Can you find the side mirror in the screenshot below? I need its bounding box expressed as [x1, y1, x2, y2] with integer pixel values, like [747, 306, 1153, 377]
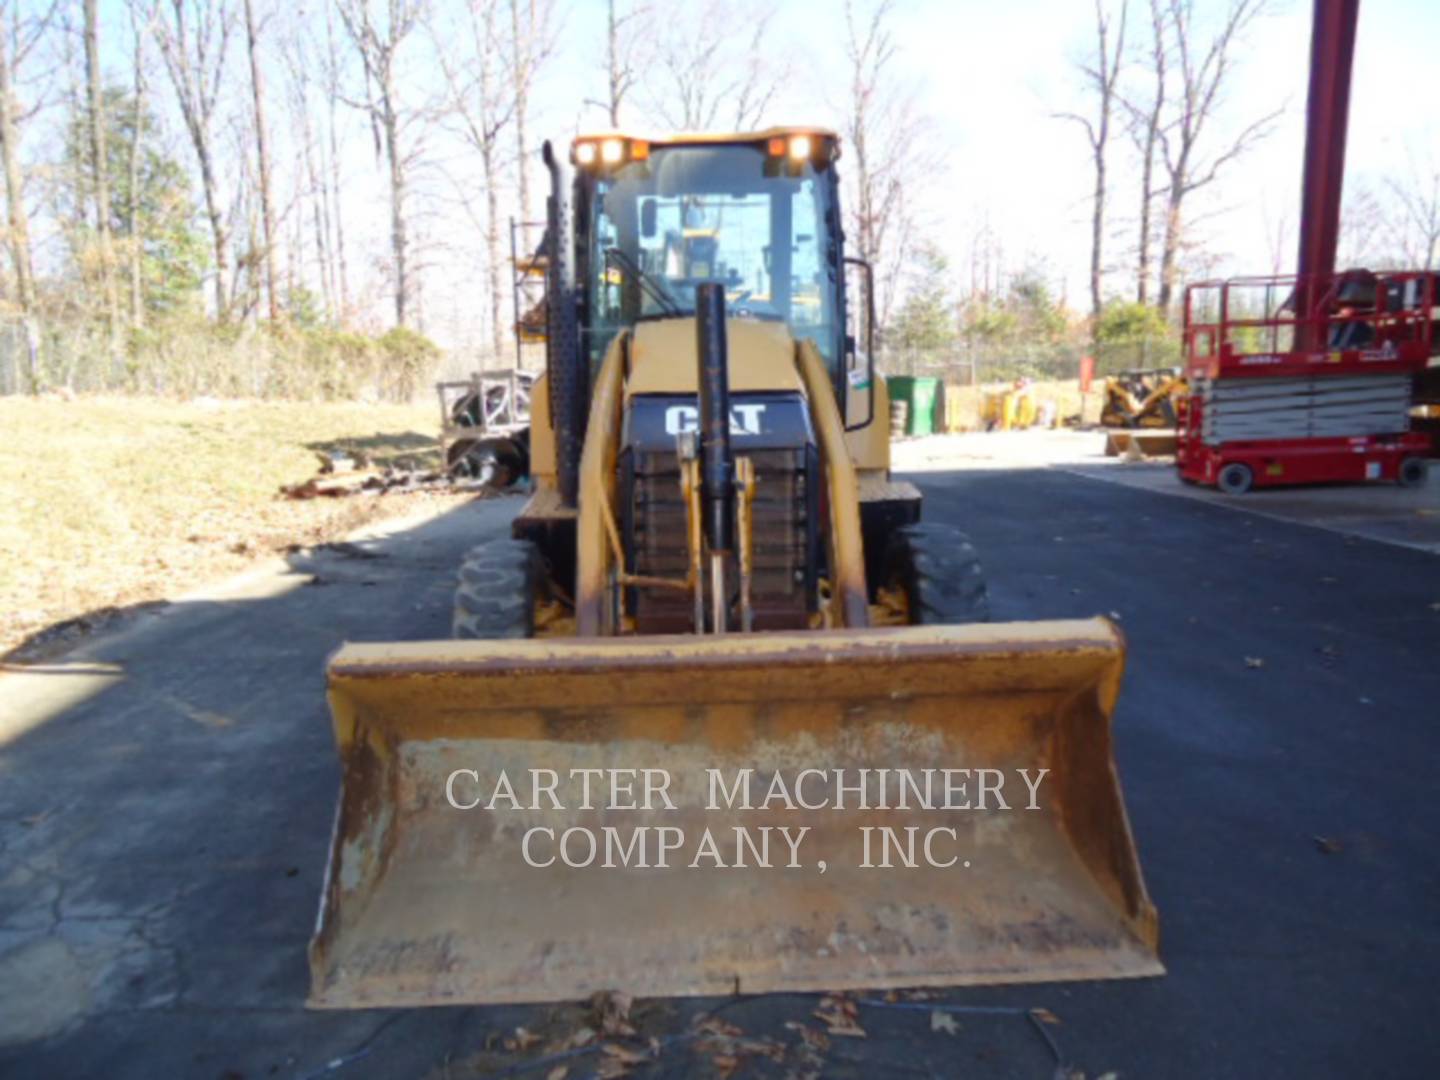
[641, 198, 657, 239]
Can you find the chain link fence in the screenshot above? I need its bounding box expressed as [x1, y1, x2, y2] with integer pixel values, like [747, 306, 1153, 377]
[878, 336, 1183, 432]
[880, 336, 1182, 385]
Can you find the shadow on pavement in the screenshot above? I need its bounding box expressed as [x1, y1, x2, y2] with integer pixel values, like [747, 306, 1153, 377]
[1, 468, 1437, 1078]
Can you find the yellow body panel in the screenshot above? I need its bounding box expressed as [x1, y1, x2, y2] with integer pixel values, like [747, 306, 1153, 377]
[527, 372, 556, 488]
[309, 620, 1160, 1008]
[796, 339, 869, 627]
[575, 332, 630, 635]
[846, 371, 891, 472]
[627, 318, 804, 395]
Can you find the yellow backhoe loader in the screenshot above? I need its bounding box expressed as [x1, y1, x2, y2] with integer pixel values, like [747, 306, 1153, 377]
[309, 129, 1162, 1008]
[1100, 368, 1187, 429]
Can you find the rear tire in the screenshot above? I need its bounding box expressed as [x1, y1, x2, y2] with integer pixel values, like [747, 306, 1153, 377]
[1398, 456, 1427, 488]
[882, 522, 990, 624]
[1217, 462, 1253, 495]
[453, 538, 539, 639]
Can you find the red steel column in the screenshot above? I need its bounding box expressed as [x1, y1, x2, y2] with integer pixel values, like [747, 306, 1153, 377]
[1295, 0, 1360, 346]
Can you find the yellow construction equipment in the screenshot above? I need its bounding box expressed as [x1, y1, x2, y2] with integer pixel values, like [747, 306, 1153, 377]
[1100, 368, 1187, 429]
[309, 128, 1162, 1008]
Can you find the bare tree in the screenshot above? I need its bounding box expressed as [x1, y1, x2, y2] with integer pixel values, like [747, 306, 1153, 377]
[220, 105, 261, 321]
[1336, 182, 1387, 269]
[0, 0, 55, 324]
[279, 16, 334, 322]
[241, 0, 277, 320]
[124, 1, 153, 328]
[84, 0, 120, 332]
[153, 0, 236, 321]
[1260, 194, 1292, 278]
[1385, 150, 1440, 271]
[432, 0, 514, 358]
[507, 0, 557, 228]
[1057, 0, 1127, 329]
[0, 0, 55, 390]
[1153, 0, 1278, 313]
[1124, 0, 1167, 304]
[588, 0, 642, 126]
[642, 1, 786, 131]
[321, 0, 349, 320]
[335, 0, 424, 328]
[843, 0, 928, 336]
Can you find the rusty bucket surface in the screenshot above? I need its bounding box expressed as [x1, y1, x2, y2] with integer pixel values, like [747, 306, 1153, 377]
[309, 619, 1161, 1008]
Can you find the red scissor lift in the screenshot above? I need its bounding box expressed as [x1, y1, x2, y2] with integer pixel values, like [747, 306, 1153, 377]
[1177, 270, 1437, 492]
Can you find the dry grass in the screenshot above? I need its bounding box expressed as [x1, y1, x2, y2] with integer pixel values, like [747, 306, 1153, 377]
[0, 396, 469, 659]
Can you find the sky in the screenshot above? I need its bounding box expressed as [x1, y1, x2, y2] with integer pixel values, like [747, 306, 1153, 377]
[79, 0, 1440, 350]
[532, 0, 1439, 310]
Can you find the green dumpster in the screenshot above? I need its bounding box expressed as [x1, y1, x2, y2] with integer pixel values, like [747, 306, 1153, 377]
[886, 375, 942, 436]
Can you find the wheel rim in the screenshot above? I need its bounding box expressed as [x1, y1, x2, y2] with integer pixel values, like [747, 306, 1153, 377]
[1219, 464, 1251, 493]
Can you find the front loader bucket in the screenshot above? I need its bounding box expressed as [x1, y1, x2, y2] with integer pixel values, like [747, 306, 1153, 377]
[309, 619, 1161, 1008]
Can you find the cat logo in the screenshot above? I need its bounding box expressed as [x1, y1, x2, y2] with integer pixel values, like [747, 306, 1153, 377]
[664, 403, 766, 436]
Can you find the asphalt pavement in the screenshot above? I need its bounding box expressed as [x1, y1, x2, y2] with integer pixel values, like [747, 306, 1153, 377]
[2, 467, 1438, 1079]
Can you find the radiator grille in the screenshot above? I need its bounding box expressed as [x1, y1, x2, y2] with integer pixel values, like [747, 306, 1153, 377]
[625, 447, 813, 632]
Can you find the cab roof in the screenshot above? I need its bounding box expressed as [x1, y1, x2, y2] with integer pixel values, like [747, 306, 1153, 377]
[572, 126, 841, 148]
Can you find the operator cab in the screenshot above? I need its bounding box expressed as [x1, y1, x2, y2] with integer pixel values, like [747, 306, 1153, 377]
[571, 130, 854, 385]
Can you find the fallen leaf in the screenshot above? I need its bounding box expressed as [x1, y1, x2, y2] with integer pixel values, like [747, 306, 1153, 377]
[564, 1025, 593, 1054]
[557, 1027, 597, 1051]
[784, 1022, 830, 1053]
[1031, 1007, 1063, 1026]
[601, 1043, 650, 1066]
[695, 1016, 743, 1038]
[1244, 656, 1265, 669]
[590, 990, 637, 1037]
[736, 1037, 785, 1062]
[1314, 835, 1342, 854]
[813, 997, 866, 1038]
[930, 1010, 960, 1035]
[711, 1053, 739, 1078]
[503, 1027, 542, 1052]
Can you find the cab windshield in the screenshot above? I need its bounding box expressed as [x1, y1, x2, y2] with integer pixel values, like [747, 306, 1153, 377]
[586, 143, 840, 368]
